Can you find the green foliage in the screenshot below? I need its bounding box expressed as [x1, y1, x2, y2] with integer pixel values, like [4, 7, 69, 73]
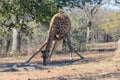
[100, 11, 120, 41]
[32, 0, 58, 24]
[0, 0, 59, 26]
[0, 0, 59, 38]
[55, 0, 103, 9]
[100, 11, 120, 32]
[0, 0, 103, 29]
[0, 0, 60, 54]
[0, 28, 3, 37]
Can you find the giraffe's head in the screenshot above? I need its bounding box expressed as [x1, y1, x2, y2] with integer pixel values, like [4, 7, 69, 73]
[41, 50, 50, 66]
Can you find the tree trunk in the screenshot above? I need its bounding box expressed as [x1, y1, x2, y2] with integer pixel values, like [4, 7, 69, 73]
[5, 39, 11, 53]
[5, 34, 11, 53]
[11, 28, 21, 54]
[86, 26, 90, 43]
[86, 21, 92, 43]
[17, 31, 22, 52]
[11, 28, 18, 53]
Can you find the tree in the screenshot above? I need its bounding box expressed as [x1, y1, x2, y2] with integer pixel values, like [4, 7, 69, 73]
[115, 0, 120, 4]
[77, 0, 110, 43]
[0, 0, 111, 55]
[100, 11, 120, 41]
[0, 0, 59, 54]
[56, 0, 110, 43]
[0, 26, 11, 54]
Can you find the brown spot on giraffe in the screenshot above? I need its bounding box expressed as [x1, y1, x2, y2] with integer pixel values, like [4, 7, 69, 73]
[26, 11, 84, 66]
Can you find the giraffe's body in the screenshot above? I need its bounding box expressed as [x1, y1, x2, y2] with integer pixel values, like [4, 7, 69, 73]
[49, 12, 71, 40]
[27, 12, 84, 66]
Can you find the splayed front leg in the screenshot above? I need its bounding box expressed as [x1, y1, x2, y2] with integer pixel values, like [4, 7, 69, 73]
[75, 51, 84, 59]
[26, 41, 47, 63]
[69, 51, 84, 60]
[70, 52, 73, 60]
[48, 40, 57, 61]
[65, 33, 84, 60]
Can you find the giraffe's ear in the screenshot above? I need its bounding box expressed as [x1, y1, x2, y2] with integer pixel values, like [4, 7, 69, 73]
[41, 50, 50, 53]
[41, 50, 45, 53]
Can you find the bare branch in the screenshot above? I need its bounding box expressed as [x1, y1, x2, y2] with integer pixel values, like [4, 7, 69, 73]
[92, 0, 111, 17]
[115, 0, 120, 4]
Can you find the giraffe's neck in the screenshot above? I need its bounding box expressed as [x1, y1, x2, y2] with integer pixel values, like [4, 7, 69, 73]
[45, 28, 55, 52]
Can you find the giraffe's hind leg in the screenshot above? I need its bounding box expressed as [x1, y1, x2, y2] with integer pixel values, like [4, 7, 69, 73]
[62, 39, 67, 52]
[65, 33, 84, 59]
[48, 40, 57, 61]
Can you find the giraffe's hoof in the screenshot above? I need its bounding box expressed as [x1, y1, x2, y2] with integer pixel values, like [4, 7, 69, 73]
[24, 62, 30, 66]
[70, 57, 73, 60]
[48, 58, 51, 62]
[25, 61, 29, 63]
[80, 56, 84, 60]
[43, 63, 47, 66]
[13, 63, 22, 67]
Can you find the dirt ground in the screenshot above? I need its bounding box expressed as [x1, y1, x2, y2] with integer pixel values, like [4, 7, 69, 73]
[0, 51, 120, 80]
[0, 42, 120, 80]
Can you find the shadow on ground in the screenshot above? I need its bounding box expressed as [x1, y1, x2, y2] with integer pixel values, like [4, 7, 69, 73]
[0, 52, 108, 73]
[0, 58, 90, 72]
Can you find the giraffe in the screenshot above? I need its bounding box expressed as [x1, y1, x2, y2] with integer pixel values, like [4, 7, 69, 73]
[26, 11, 84, 66]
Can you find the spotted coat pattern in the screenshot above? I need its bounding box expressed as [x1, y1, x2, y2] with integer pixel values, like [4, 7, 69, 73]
[41, 12, 84, 66]
[27, 12, 84, 66]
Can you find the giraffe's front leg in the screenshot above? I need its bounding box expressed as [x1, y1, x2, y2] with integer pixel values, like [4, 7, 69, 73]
[65, 33, 84, 60]
[64, 33, 74, 60]
[70, 52, 73, 60]
[26, 41, 47, 63]
[48, 40, 57, 61]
